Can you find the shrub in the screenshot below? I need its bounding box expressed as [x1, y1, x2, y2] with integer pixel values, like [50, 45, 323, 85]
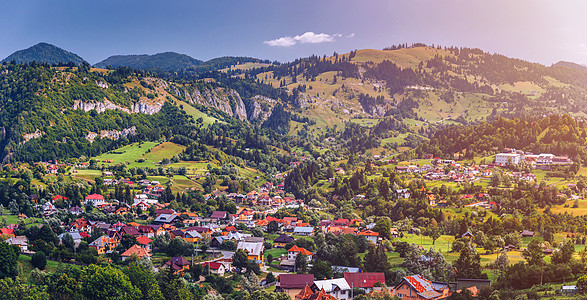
[31, 251, 47, 270]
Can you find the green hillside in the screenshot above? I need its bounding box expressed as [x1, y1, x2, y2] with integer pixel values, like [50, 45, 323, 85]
[1, 42, 87, 65]
[94, 52, 203, 71]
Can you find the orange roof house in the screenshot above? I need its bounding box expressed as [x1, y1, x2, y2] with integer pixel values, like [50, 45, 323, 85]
[0, 228, 15, 238]
[136, 236, 153, 246]
[121, 244, 151, 261]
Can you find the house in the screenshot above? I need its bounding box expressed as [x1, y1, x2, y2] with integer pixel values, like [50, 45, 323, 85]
[237, 241, 264, 264]
[521, 230, 535, 237]
[311, 278, 352, 300]
[274, 234, 295, 248]
[344, 272, 385, 292]
[396, 189, 411, 199]
[333, 219, 350, 227]
[0, 228, 15, 238]
[69, 206, 83, 215]
[288, 246, 313, 261]
[357, 230, 379, 244]
[170, 229, 185, 239]
[165, 256, 190, 274]
[137, 225, 155, 238]
[202, 261, 226, 276]
[153, 214, 182, 225]
[276, 274, 315, 299]
[121, 244, 151, 261]
[147, 225, 164, 236]
[455, 278, 491, 291]
[461, 231, 473, 239]
[184, 230, 203, 243]
[6, 236, 28, 251]
[85, 194, 106, 206]
[42, 201, 57, 216]
[69, 218, 92, 233]
[136, 236, 153, 250]
[119, 226, 141, 237]
[393, 275, 450, 300]
[89, 235, 118, 254]
[296, 286, 336, 300]
[210, 211, 229, 223]
[293, 226, 314, 236]
[58, 231, 87, 245]
[155, 209, 176, 216]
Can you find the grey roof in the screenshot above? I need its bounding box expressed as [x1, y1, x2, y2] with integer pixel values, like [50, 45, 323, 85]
[59, 232, 83, 241]
[312, 278, 351, 292]
[237, 241, 264, 256]
[293, 226, 314, 233]
[154, 214, 180, 223]
[6, 236, 27, 246]
[332, 265, 361, 273]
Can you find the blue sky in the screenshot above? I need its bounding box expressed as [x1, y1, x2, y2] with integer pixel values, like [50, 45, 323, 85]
[1, 0, 585, 65]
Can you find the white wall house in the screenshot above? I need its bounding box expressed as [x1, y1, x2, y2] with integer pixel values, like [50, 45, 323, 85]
[495, 153, 522, 165]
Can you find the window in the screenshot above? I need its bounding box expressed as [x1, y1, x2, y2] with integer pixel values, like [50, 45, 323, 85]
[341, 291, 346, 294]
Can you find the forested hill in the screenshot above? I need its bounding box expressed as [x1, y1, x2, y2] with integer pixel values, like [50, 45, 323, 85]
[0, 62, 199, 162]
[412, 114, 587, 163]
[94, 52, 203, 71]
[1, 43, 87, 65]
[95, 54, 271, 73]
[239, 44, 587, 126]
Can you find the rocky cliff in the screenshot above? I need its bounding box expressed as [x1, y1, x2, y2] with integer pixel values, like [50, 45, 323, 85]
[183, 87, 248, 120]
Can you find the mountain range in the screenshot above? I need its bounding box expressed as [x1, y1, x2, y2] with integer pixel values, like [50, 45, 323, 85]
[1, 42, 271, 72]
[0, 42, 586, 164]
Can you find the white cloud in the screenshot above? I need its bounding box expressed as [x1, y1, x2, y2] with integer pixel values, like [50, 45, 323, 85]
[293, 32, 335, 44]
[346, 33, 355, 38]
[264, 31, 339, 47]
[263, 36, 296, 47]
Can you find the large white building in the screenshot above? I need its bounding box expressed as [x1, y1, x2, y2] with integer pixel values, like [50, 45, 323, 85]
[495, 153, 522, 166]
[537, 153, 555, 164]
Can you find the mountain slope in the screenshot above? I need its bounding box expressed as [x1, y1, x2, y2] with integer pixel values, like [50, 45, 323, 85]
[95, 52, 203, 71]
[554, 61, 587, 73]
[1, 42, 87, 65]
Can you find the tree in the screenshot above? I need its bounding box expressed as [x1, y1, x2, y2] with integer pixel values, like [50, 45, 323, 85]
[493, 251, 509, 272]
[167, 237, 187, 257]
[124, 262, 164, 300]
[578, 275, 587, 294]
[295, 253, 308, 273]
[241, 272, 262, 293]
[310, 259, 333, 280]
[503, 232, 522, 248]
[81, 264, 141, 300]
[363, 245, 391, 273]
[31, 251, 47, 270]
[454, 244, 485, 279]
[372, 217, 392, 240]
[267, 220, 279, 233]
[158, 266, 193, 299]
[266, 254, 274, 265]
[0, 242, 19, 279]
[266, 272, 276, 284]
[551, 240, 575, 264]
[220, 240, 236, 251]
[522, 238, 544, 266]
[62, 233, 75, 250]
[429, 227, 441, 245]
[251, 227, 264, 237]
[233, 249, 249, 272]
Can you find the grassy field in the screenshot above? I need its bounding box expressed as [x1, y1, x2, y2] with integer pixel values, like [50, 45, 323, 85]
[92, 142, 186, 169]
[175, 99, 220, 127]
[72, 169, 103, 182]
[94, 142, 158, 165]
[17, 255, 81, 281]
